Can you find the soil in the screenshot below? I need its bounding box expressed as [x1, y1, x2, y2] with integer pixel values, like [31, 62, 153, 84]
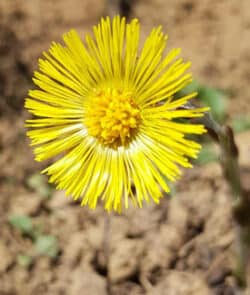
[0, 0, 250, 294]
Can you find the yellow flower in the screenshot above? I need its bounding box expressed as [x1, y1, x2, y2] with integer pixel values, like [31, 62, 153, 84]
[25, 15, 207, 212]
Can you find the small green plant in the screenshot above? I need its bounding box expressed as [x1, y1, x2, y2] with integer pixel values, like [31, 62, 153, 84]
[194, 144, 218, 165]
[17, 254, 33, 268]
[9, 214, 59, 267]
[177, 80, 227, 123]
[9, 215, 33, 236]
[35, 235, 59, 258]
[232, 117, 250, 133]
[27, 173, 53, 199]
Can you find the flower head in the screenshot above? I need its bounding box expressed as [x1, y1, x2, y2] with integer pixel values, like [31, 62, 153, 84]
[25, 16, 207, 212]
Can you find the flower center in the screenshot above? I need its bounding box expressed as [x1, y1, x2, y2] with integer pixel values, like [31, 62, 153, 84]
[85, 88, 141, 148]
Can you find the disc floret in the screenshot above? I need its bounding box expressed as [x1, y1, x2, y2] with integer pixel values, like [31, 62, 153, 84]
[85, 88, 141, 148]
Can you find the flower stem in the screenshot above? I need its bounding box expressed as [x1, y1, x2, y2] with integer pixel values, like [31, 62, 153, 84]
[195, 111, 250, 288]
[103, 214, 112, 295]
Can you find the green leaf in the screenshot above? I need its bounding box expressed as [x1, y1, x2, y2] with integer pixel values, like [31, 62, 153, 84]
[17, 254, 33, 268]
[198, 87, 226, 122]
[27, 173, 53, 198]
[9, 215, 33, 235]
[35, 235, 59, 258]
[175, 81, 227, 123]
[27, 173, 43, 189]
[175, 80, 201, 98]
[195, 145, 218, 165]
[232, 117, 250, 133]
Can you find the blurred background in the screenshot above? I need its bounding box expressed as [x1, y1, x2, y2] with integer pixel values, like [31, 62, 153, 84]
[0, 0, 250, 294]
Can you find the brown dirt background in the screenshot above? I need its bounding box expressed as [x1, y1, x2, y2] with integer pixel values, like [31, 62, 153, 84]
[0, 0, 250, 294]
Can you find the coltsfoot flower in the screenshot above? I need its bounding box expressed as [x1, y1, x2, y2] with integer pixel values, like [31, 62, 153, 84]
[25, 16, 207, 212]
